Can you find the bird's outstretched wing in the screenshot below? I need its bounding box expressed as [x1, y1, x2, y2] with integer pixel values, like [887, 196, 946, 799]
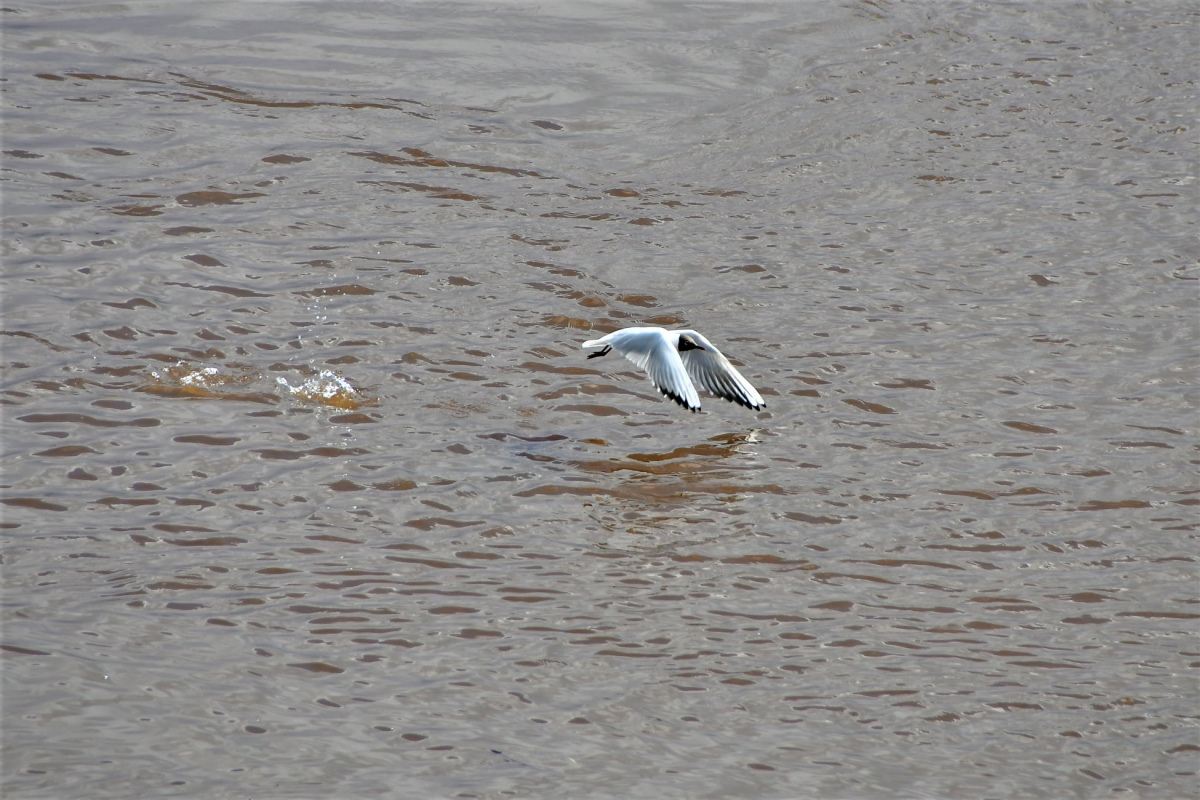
[609, 329, 701, 411]
[677, 330, 765, 410]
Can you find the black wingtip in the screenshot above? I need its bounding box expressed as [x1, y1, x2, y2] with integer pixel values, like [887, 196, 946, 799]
[660, 387, 700, 412]
[720, 393, 765, 411]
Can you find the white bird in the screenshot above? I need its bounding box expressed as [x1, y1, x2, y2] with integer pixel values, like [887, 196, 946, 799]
[582, 326, 765, 412]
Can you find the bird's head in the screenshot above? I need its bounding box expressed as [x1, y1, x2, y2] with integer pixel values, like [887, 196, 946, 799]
[677, 334, 705, 352]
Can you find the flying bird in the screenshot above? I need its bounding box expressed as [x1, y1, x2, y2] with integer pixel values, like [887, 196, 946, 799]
[582, 326, 765, 412]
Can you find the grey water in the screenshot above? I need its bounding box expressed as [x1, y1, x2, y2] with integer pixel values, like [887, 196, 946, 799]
[3, 1, 1197, 797]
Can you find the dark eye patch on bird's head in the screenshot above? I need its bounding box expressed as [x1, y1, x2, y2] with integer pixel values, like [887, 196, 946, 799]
[677, 335, 705, 352]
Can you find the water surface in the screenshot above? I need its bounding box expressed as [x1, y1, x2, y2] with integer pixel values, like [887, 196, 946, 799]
[3, 1, 1197, 798]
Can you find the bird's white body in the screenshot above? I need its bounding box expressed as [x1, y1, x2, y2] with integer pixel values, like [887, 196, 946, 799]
[582, 326, 765, 412]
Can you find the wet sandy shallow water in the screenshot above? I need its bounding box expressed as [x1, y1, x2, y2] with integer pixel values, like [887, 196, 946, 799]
[2, 1, 1198, 797]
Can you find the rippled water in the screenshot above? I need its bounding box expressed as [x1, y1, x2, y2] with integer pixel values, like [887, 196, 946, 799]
[3, 1, 1198, 797]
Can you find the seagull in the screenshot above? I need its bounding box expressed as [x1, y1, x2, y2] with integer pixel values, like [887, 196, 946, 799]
[582, 326, 765, 412]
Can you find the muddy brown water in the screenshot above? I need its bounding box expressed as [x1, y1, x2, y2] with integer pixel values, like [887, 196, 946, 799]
[3, 2, 1197, 798]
